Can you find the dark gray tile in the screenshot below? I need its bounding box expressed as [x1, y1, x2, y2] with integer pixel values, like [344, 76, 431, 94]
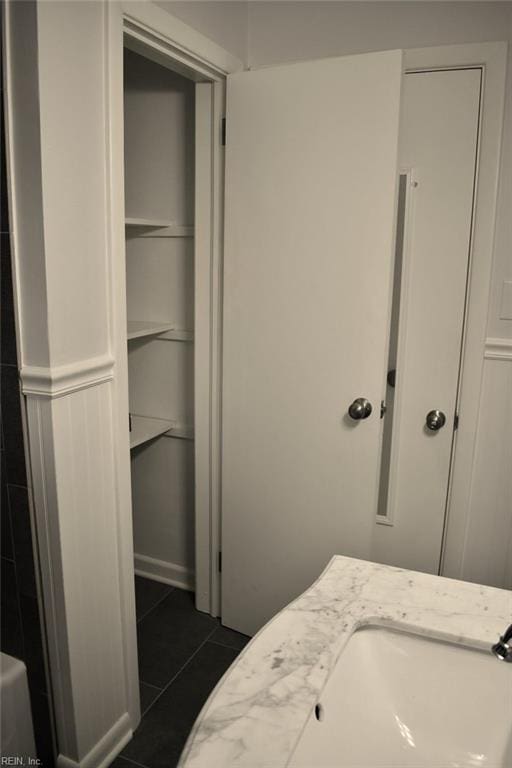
[209, 623, 250, 651]
[20, 594, 47, 695]
[0, 600, 23, 659]
[1, 233, 17, 365]
[0, 557, 23, 658]
[1, 364, 26, 486]
[140, 681, 161, 716]
[135, 576, 173, 622]
[30, 690, 55, 768]
[9, 484, 37, 598]
[1, 553, 19, 612]
[110, 758, 140, 768]
[1, 451, 13, 560]
[123, 642, 238, 768]
[137, 589, 216, 688]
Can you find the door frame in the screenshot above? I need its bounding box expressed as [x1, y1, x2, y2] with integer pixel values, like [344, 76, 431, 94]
[400, 43, 507, 578]
[109, 0, 242, 722]
[115, 1, 241, 617]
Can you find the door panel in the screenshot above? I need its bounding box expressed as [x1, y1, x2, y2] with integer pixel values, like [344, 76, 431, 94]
[373, 69, 481, 571]
[222, 51, 403, 635]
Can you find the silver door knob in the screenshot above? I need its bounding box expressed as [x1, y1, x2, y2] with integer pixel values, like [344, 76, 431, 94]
[425, 409, 446, 431]
[348, 398, 372, 420]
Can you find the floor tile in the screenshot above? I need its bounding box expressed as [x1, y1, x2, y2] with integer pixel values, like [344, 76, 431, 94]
[137, 589, 216, 688]
[123, 642, 238, 768]
[134, 576, 173, 622]
[209, 623, 250, 651]
[110, 757, 141, 768]
[140, 681, 161, 716]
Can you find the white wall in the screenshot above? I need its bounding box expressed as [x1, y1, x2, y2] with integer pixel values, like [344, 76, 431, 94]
[154, 1, 248, 63]
[247, 0, 512, 341]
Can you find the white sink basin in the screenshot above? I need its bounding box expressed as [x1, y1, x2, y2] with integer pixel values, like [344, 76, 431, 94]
[289, 626, 512, 768]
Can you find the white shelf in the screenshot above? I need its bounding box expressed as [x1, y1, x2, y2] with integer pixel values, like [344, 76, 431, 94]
[164, 424, 194, 441]
[125, 217, 173, 228]
[125, 218, 194, 237]
[158, 329, 194, 342]
[130, 415, 175, 449]
[127, 322, 194, 342]
[127, 320, 175, 340]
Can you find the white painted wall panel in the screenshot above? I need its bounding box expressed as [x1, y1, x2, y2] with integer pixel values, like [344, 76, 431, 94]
[131, 437, 195, 571]
[128, 339, 194, 427]
[26, 381, 132, 764]
[459, 355, 512, 589]
[36, 1, 111, 366]
[124, 49, 195, 224]
[4, 1, 49, 368]
[125, 236, 194, 330]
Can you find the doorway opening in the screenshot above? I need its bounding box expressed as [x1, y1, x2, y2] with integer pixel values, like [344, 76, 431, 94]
[119, 29, 247, 756]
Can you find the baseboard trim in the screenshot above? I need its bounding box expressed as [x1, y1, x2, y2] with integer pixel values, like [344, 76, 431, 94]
[134, 553, 194, 591]
[56, 712, 132, 768]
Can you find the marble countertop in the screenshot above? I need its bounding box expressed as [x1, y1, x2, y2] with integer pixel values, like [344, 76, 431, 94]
[178, 556, 512, 768]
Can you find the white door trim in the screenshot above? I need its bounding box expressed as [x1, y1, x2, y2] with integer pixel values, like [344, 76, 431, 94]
[402, 43, 507, 578]
[109, 0, 241, 729]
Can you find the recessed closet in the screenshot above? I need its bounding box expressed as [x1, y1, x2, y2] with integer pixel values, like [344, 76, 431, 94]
[124, 47, 196, 591]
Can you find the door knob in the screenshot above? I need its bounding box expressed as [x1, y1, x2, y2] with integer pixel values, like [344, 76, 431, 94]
[348, 398, 372, 420]
[425, 409, 446, 431]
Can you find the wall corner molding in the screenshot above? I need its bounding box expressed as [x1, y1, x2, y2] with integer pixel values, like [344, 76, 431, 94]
[21, 354, 115, 398]
[484, 337, 512, 361]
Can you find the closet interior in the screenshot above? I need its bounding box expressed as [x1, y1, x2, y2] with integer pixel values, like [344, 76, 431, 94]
[124, 45, 196, 591]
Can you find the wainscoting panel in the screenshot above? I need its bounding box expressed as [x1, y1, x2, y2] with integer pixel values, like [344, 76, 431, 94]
[25, 377, 133, 766]
[458, 339, 512, 588]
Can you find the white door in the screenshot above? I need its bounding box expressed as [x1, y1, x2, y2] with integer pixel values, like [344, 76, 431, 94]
[373, 68, 481, 571]
[221, 51, 403, 635]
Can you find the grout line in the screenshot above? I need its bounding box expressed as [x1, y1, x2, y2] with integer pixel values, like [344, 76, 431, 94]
[207, 638, 247, 652]
[6, 482, 30, 491]
[140, 625, 219, 718]
[116, 756, 149, 768]
[139, 680, 162, 691]
[136, 586, 175, 625]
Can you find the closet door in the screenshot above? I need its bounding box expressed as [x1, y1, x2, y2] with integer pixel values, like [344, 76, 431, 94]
[222, 51, 403, 634]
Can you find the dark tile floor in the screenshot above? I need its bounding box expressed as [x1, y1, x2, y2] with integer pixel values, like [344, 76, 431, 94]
[112, 576, 250, 768]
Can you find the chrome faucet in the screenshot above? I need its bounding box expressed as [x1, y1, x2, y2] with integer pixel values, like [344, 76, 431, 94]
[492, 624, 512, 662]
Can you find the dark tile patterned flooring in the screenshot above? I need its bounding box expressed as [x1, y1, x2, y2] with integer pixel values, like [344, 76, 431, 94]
[112, 576, 249, 768]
